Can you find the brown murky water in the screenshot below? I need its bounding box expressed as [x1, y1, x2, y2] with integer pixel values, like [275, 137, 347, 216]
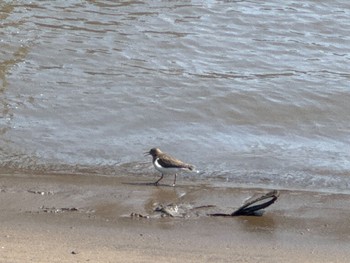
[1, 0, 349, 193]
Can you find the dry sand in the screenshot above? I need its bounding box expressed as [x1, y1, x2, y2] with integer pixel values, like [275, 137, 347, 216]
[0, 171, 349, 262]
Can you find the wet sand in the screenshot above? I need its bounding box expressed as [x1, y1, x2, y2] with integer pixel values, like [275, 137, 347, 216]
[1, 171, 349, 262]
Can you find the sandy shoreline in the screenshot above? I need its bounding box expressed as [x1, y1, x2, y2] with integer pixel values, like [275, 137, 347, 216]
[1, 171, 349, 262]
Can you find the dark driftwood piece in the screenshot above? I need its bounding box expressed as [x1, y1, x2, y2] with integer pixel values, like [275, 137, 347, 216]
[209, 190, 280, 217]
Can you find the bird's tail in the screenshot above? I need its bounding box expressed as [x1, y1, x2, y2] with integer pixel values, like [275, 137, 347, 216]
[188, 165, 200, 174]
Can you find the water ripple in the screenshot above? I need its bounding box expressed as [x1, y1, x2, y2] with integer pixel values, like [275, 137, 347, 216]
[0, 0, 349, 193]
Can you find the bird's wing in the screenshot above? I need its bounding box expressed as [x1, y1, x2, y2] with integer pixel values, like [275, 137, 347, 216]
[157, 154, 192, 169]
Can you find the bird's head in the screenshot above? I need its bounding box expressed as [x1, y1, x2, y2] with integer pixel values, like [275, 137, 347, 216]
[144, 148, 162, 157]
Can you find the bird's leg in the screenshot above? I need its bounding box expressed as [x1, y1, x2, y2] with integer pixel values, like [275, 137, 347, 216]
[154, 174, 164, 186]
[172, 173, 177, 187]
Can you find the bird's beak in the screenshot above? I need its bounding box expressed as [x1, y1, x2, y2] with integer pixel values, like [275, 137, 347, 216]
[144, 151, 150, 156]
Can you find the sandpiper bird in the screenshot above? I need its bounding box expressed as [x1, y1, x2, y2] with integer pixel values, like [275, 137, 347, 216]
[145, 148, 196, 186]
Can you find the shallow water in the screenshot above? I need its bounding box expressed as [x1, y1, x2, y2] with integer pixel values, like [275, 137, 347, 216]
[1, 0, 349, 193]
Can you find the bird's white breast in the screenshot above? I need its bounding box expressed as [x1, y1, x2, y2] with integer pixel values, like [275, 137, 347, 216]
[153, 158, 183, 174]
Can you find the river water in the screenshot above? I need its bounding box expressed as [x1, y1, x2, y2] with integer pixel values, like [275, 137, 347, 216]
[1, 0, 349, 193]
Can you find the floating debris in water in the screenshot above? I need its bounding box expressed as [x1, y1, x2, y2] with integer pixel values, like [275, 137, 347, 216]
[128, 190, 280, 219]
[27, 190, 54, 195]
[209, 190, 280, 217]
[26, 206, 95, 214]
[154, 204, 179, 217]
[40, 206, 79, 213]
[130, 212, 149, 218]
